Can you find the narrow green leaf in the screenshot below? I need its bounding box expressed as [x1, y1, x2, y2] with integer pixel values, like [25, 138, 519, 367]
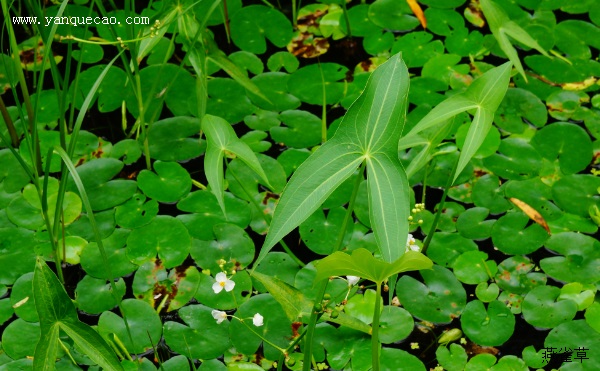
[202, 115, 270, 215]
[366, 154, 410, 262]
[33, 325, 60, 371]
[321, 311, 372, 334]
[480, 0, 548, 81]
[400, 95, 477, 142]
[207, 50, 271, 104]
[60, 319, 123, 371]
[401, 62, 512, 183]
[258, 141, 363, 264]
[314, 248, 433, 284]
[251, 271, 313, 321]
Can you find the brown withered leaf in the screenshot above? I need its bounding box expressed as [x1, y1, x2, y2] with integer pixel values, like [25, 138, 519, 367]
[287, 32, 330, 58]
[406, 0, 427, 29]
[509, 198, 551, 234]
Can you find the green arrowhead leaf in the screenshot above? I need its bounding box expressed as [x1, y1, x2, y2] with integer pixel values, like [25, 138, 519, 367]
[260, 53, 412, 265]
[314, 248, 433, 284]
[203, 114, 270, 216]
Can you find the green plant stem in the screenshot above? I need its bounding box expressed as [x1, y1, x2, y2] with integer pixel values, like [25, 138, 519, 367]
[318, 60, 327, 144]
[0, 96, 19, 147]
[341, 0, 352, 38]
[371, 282, 382, 371]
[303, 161, 366, 371]
[277, 327, 307, 371]
[421, 157, 459, 254]
[292, 0, 297, 27]
[237, 317, 286, 353]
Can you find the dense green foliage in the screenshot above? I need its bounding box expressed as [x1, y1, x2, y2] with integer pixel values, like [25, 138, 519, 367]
[1, 0, 600, 370]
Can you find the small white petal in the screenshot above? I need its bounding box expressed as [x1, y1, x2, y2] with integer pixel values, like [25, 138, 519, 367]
[224, 279, 235, 292]
[346, 276, 360, 286]
[211, 310, 227, 324]
[215, 272, 228, 282]
[212, 282, 223, 294]
[253, 313, 264, 327]
[409, 244, 420, 252]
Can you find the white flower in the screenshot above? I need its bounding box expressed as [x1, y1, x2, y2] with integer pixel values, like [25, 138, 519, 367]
[346, 276, 360, 286]
[406, 234, 420, 252]
[253, 313, 264, 327]
[212, 272, 235, 294]
[211, 310, 228, 324]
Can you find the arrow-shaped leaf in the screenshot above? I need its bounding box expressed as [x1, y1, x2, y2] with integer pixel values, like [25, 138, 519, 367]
[400, 62, 512, 183]
[202, 114, 270, 215]
[480, 0, 549, 81]
[33, 258, 123, 371]
[259, 53, 411, 266]
[314, 248, 433, 284]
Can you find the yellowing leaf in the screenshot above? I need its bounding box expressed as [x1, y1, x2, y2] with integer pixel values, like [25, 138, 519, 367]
[509, 198, 551, 234]
[406, 0, 427, 29]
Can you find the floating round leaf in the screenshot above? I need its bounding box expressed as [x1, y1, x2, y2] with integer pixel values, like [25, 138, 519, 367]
[229, 293, 292, 360]
[147, 116, 204, 162]
[392, 32, 445, 69]
[345, 289, 382, 325]
[1, 319, 40, 360]
[230, 5, 294, 54]
[425, 8, 465, 36]
[98, 299, 162, 354]
[194, 270, 252, 311]
[368, 0, 420, 32]
[427, 232, 478, 267]
[380, 348, 426, 371]
[253, 252, 300, 293]
[190, 223, 255, 273]
[75, 275, 126, 315]
[378, 306, 414, 344]
[397, 265, 466, 324]
[540, 232, 600, 284]
[132, 261, 200, 312]
[504, 178, 562, 223]
[461, 300, 515, 346]
[288, 63, 349, 105]
[531, 122, 592, 174]
[66, 158, 137, 211]
[270, 110, 321, 148]
[452, 251, 498, 285]
[300, 207, 352, 255]
[206, 78, 256, 124]
[495, 255, 546, 295]
[127, 215, 191, 268]
[491, 211, 549, 255]
[476, 282, 500, 303]
[138, 161, 192, 203]
[247, 72, 301, 111]
[163, 304, 231, 360]
[277, 148, 311, 177]
[494, 88, 547, 134]
[585, 302, 600, 333]
[65, 209, 116, 241]
[456, 207, 495, 240]
[522, 286, 577, 329]
[472, 174, 511, 214]
[436, 344, 468, 371]
[115, 193, 158, 229]
[482, 138, 543, 180]
[552, 174, 600, 217]
[545, 320, 600, 369]
[10, 272, 37, 322]
[267, 51, 299, 73]
[109, 139, 142, 165]
[81, 228, 136, 279]
[0, 227, 36, 285]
